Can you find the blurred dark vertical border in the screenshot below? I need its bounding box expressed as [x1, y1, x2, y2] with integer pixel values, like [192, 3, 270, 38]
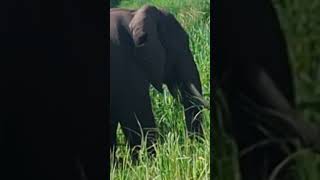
[0, 0, 110, 179]
[210, 0, 216, 179]
[212, 0, 320, 180]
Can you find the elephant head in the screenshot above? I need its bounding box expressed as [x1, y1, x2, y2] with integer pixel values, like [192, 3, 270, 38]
[129, 5, 208, 136]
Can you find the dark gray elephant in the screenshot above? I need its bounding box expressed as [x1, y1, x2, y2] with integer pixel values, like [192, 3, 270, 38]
[110, 5, 208, 156]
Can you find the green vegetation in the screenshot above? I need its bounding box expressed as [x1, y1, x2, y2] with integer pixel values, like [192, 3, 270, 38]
[110, 0, 210, 179]
[111, 0, 320, 179]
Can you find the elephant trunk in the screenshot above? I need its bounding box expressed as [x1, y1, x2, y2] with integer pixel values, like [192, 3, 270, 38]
[178, 82, 206, 137]
[169, 50, 209, 137]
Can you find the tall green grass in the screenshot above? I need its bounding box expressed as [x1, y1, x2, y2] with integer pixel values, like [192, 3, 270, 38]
[110, 0, 210, 179]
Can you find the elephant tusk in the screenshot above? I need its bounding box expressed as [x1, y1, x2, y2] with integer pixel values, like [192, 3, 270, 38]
[189, 83, 210, 109]
[237, 92, 320, 152]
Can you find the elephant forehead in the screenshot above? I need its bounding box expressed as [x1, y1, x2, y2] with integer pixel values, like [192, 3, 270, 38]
[130, 12, 157, 30]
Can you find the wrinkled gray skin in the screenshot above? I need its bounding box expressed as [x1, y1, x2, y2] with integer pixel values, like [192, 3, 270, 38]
[110, 5, 208, 156]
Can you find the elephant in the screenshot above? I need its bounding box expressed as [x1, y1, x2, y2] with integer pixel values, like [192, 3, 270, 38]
[1, 1, 108, 180]
[216, 0, 320, 179]
[110, 5, 208, 157]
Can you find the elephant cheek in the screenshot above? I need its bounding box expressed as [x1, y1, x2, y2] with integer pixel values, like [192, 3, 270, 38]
[134, 42, 166, 92]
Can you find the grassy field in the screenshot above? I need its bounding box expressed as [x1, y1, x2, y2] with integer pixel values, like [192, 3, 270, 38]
[110, 0, 211, 179]
[111, 0, 320, 179]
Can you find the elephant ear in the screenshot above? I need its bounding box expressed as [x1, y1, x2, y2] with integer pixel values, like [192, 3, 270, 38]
[129, 5, 166, 92]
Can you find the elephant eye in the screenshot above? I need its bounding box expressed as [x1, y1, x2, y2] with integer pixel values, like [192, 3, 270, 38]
[136, 33, 148, 46]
